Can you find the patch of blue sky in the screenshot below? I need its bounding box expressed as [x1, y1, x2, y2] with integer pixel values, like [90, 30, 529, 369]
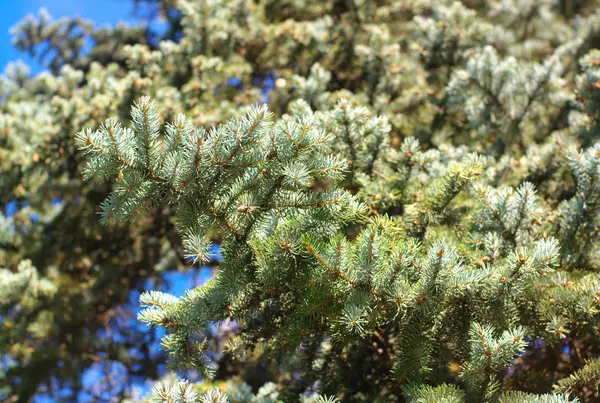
[4, 199, 18, 217]
[75, 253, 216, 401]
[0, 0, 168, 74]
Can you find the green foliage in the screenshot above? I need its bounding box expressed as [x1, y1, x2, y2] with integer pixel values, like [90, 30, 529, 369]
[554, 358, 600, 397]
[78, 95, 586, 400]
[4, 0, 600, 401]
[152, 381, 229, 403]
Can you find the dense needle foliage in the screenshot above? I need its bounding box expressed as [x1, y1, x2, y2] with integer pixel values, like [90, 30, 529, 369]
[3, 0, 600, 401]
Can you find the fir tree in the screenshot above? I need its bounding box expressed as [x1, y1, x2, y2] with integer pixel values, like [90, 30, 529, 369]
[3, 0, 600, 401]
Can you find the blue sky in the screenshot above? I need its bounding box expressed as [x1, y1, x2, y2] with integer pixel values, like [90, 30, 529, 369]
[0, 0, 137, 73]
